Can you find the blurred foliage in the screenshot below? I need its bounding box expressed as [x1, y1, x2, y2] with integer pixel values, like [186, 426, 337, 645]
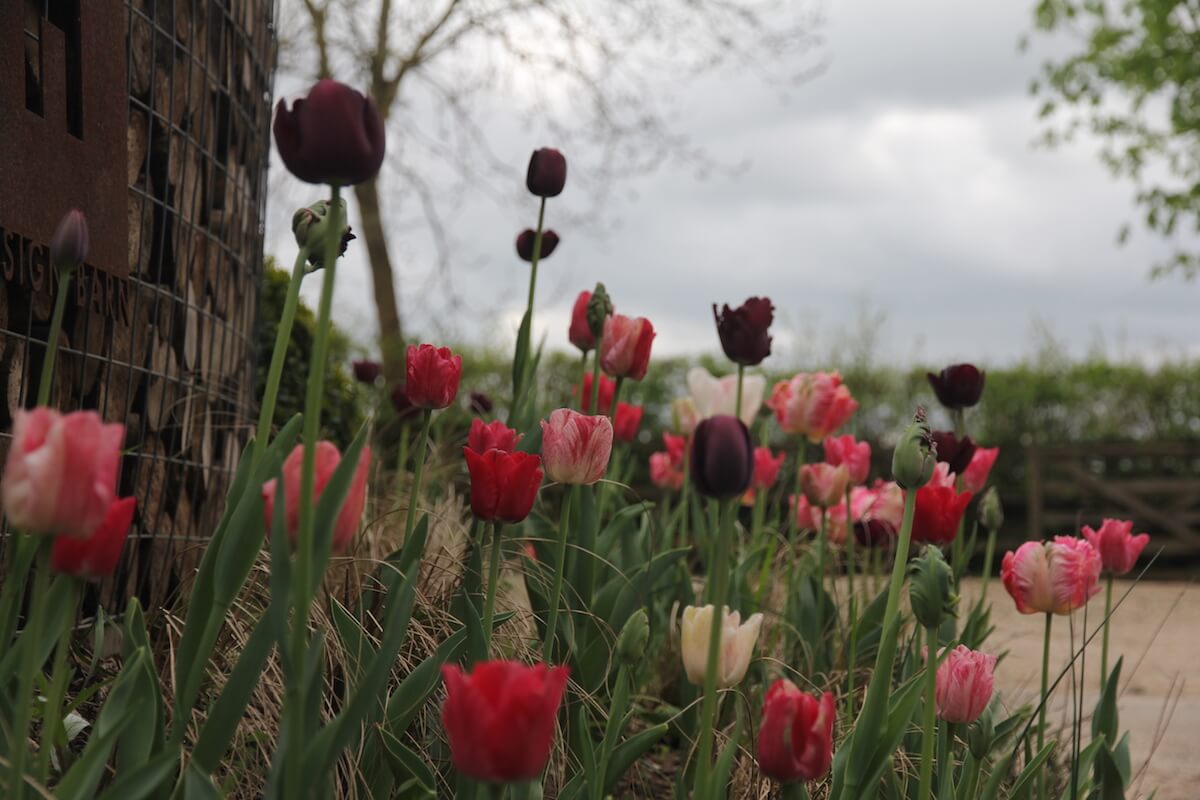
[1029, 0, 1200, 278]
[254, 258, 365, 445]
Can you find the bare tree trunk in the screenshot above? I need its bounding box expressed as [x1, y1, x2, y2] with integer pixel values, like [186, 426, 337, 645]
[353, 177, 405, 384]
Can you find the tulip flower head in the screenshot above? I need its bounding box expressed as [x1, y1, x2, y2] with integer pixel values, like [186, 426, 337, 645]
[51, 497, 136, 579]
[713, 296, 774, 366]
[526, 148, 567, 197]
[823, 434, 871, 485]
[931, 431, 977, 475]
[613, 402, 644, 442]
[273, 79, 386, 185]
[933, 645, 996, 724]
[690, 415, 753, 500]
[649, 452, 685, 490]
[515, 229, 559, 261]
[467, 418, 522, 454]
[577, 373, 616, 415]
[927, 363, 986, 410]
[405, 344, 462, 409]
[600, 314, 655, 380]
[540, 408, 612, 485]
[911, 485, 973, 544]
[469, 391, 494, 415]
[800, 463, 852, 509]
[854, 480, 905, 546]
[50, 209, 89, 272]
[463, 448, 542, 523]
[441, 660, 569, 783]
[2, 408, 124, 538]
[686, 367, 765, 429]
[679, 604, 762, 688]
[262, 441, 372, 555]
[892, 408, 937, 490]
[568, 290, 595, 353]
[1081, 519, 1149, 576]
[351, 359, 382, 384]
[768, 372, 858, 443]
[1000, 536, 1102, 615]
[961, 446, 999, 494]
[757, 681, 835, 783]
[672, 397, 701, 435]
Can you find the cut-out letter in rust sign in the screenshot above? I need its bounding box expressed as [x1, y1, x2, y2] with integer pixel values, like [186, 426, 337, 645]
[0, 0, 128, 278]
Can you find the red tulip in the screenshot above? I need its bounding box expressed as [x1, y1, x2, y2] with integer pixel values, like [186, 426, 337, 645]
[540, 409, 612, 485]
[757, 680, 835, 783]
[441, 660, 569, 783]
[931, 431, 977, 475]
[405, 344, 462, 409]
[751, 447, 785, 491]
[1001, 536, 1101, 615]
[799, 463, 851, 509]
[927, 363, 986, 409]
[577, 373, 616, 415]
[467, 418, 522, 455]
[569, 290, 596, 353]
[262, 442, 372, 555]
[2, 408, 124, 538]
[768, 372, 858, 443]
[663, 432, 688, 466]
[713, 296, 774, 366]
[526, 148, 567, 197]
[961, 446, 999, 494]
[823, 435, 871, 485]
[1081, 519, 1149, 575]
[463, 448, 542, 523]
[51, 497, 136, 579]
[613, 402, 643, 442]
[690, 415, 753, 500]
[273, 79, 386, 185]
[911, 485, 973, 544]
[600, 314, 655, 381]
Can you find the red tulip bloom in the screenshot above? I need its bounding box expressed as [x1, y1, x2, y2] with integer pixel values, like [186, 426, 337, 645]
[515, 229, 559, 261]
[757, 680, 835, 784]
[569, 290, 595, 353]
[441, 660, 569, 783]
[911, 485, 973, 544]
[600, 314, 655, 381]
[526, 148, 567, 197]
[664, 432, 688, 466]
[931, 431, 977, 475]
[577, 373, 616, 415]
[961, 446, 999, 494]
[927, 363, 986, 409]
[463, 448, 543, 523]
[405, 344, 462, 409]
[1081, 519, 1149, 575]
[273, 79, 386, 185]
[713, 296, 774, 366]
[467, 418, 522, 455]
[262, 441, 372, 555]
[823, 435, 871, 485]
[613, 402, 643, 442]
[51, 497, 136, 579]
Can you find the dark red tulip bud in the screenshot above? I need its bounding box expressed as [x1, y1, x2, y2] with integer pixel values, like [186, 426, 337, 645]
[931, 431, 977, 475]
[613, 402, 643, 443]
[50, 209, 89, 273]
[927, 363, 986, 409]
[526, 148, 567, 197]
[690, 414, 753, 500]
[273, 79, 386, 186]
[516, 229, 559, 261]
[352, 359, 382, 384]
[713, 296, 774, 366]
[405, 344, 463, 410]
[569, 291, 595, 353]
[470, 391, 494, 415]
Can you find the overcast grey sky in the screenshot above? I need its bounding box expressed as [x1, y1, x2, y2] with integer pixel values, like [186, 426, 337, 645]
[268, 0, 1199, 369]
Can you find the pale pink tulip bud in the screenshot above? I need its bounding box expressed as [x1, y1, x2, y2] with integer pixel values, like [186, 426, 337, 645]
[934, 645, 997, 724]
[679, 604, 762, 688]
[799, 463, 851, 509]
[1081, 519, 1149, 576]
[1000, 536, 1101, 615]
[539, 408, 612, 485]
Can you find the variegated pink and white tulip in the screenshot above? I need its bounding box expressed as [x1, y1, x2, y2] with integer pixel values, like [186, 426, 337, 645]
[540, 409, 612, 485]
[1000, 536, 1101, 615]
[933, 645, 996, 724]
[767, 371, 858, 443]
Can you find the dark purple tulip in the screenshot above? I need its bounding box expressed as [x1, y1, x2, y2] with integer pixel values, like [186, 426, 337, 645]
[470, 391, 494, 415]
[526, 148, 567, 197]
[50, 209, 89, 272]
[855, 519, 894, 548]
[690, 415, 753, 500]
[931, 431, 977, 475]
[516, 229, 560, 262]
[352, 359, 382, 384]
[713, 297, 774, 366]
[927, 364, 986, 409]
[273, 79, 386, 186]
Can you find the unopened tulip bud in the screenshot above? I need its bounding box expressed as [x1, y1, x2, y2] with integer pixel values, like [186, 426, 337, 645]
[909, 545, 958, 629]
[50, 209, 89, 273]
[587, 283, 613, 340]
[979, 486, 1003, 532]
[515, 229, 559, 261]
[526, 147, 567, 197]
[892, 408, 936, 490]
[293, 199, 355, 268]
[617, 609, 650, 667]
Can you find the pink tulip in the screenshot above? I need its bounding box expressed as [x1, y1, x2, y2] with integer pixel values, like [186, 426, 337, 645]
[961, 446, 999, 494]
[823, 435, 871, 485]
[600, 314, 655, 381]
[799, 463, 851, 509]
[1000, 536, 1101, 615]
[51, 497, 136, 579]
[262, 441, 372, 555]
[926, 461, 957, 490]
[649, 452, 685, 490]
[2, 408, 124, 537]
[791, 494, 851, 544]
[1081, 519, 1149, 575]
[854, 481, 905, 545]
[933, 645, 996, 724]
[767, 372, 858, 443]
[742, 447, 785, 506]
[540, 409, 612, 485]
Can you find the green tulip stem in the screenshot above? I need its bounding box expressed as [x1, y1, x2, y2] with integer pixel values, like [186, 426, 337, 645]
[36, 578, 81, 782]
[734, 363, 744, 420]
[576, 350, 589, 410]
[978, 525, 998, 606]
[916, 624, 939, 800]
[9, 538, 52, 800]
[845, 485, 858, 717]
[542, 486, 575, 659]
[525, 197, 546, 318]
[938, 721, 955, 799]
[950, 408, 967, 573]
[254, 245, 309, 468]
[482, 522, 505, 653]
[403, 409, 435, 543]
[37, 265, 74, 406]
[1100, 572, 1113, 687]
[816, 507, 828, 638]
[588, 340, 604, 415]
[781, 782, 810, 800]
[694, 498, 736, 799]
[287, 184, 344, 800]
[961, 752, 982, 800]
[1038, 612, 1053, 800]
[608, 377, 624, 422]
[747, 488, 767, 611]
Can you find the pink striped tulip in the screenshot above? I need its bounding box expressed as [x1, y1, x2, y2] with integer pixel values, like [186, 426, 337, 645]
[600, 314, 655, 380]
[799, 463, 851, 509]
[1000, 536, 1101, 615]
[540, 409, 612, 485]
[767, 372, 858, 443]
[823, 435, 871, 485]
[934, 645, 996, 723]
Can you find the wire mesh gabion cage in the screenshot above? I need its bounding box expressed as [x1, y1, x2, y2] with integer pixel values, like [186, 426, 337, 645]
[0, 0, 278, 612]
